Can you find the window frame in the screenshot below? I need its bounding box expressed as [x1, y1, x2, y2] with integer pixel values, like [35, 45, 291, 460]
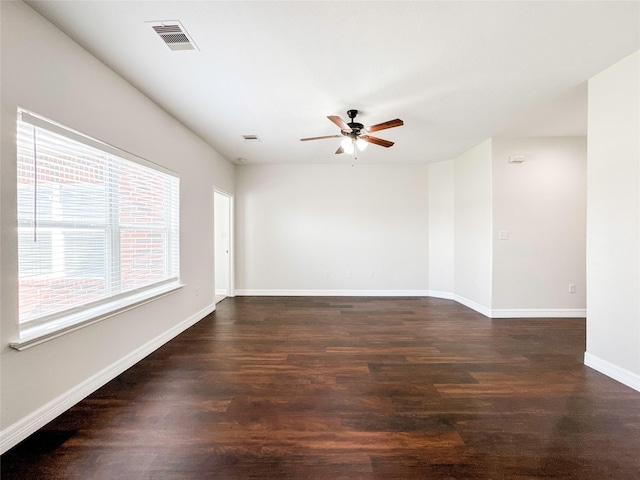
[12, 110, 183, 350]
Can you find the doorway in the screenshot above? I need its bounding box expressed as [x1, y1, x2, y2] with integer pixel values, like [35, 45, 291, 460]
[214, 191, 232, 304]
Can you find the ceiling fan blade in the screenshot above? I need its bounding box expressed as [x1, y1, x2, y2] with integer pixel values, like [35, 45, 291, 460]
[335, 145, 345, 154]
[362, 135, 394, 148]
[328, 115, 352, 132]
[300, 135, 342, 142]
[367, 118, 404, 133]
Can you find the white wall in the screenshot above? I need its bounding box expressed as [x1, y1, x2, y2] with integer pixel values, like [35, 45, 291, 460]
[491, 137, 587, 315]
[0, 1, 235, 451]
[428, 160, 454, 297]
[453, 139, 493, 314]
[585, 50, 640, 391]
[235, 164, 429, 294]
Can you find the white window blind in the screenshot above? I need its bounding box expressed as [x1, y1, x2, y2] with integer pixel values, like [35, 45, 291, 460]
[17, 110, 180, 328]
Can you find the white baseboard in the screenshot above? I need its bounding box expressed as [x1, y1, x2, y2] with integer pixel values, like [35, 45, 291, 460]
[234, 290, 586, 321]
[584, 352, 640, 392]
[426, 290, 455, 300]
[491, 308, 587, 318]
[236, 290, 489, 317]
[234, 289, 429, 297]
[452, 295, 492, 317]
[0, 303, 215, 455]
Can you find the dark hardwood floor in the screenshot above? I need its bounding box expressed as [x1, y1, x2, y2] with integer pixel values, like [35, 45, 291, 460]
[2, 296, 639, 479]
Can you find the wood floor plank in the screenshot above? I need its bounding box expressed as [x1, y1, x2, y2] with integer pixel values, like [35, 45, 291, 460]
[2, 296, 639, 479]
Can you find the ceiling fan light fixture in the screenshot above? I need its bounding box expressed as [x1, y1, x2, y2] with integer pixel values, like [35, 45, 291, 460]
[341, 136, 354, 154]
[356, 138, 368, 151]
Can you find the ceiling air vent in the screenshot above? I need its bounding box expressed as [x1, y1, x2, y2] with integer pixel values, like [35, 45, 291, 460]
[148, 21, 198, 51]
[242, 135, 260, 142]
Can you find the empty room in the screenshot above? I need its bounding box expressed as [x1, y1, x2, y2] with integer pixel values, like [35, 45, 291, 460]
[1, 1, 639, 478]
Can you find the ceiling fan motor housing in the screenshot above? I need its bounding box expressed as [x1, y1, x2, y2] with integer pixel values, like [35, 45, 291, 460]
[345, 109, 364, 136]
[344, 124, 364, 137]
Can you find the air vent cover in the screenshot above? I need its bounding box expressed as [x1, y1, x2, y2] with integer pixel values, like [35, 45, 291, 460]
[148, 21, 198, 51]
[242, 135, 260, 142]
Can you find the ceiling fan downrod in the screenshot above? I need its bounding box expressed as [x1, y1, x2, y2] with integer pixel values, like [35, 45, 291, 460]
[346, 109, 364, 136]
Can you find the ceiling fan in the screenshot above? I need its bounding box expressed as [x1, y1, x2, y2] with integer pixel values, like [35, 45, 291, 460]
[300, 109, 403, 154]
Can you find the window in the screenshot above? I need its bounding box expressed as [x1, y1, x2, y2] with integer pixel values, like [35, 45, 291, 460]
[16, 110, 180, 343]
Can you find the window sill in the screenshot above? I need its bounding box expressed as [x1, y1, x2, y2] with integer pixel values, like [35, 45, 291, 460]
[10, 283, 184, 351]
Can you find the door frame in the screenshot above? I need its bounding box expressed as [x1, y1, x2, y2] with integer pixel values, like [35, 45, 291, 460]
[213, 188, 234, 299]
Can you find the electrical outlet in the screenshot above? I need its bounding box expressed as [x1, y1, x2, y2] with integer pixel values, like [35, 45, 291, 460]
[347, 270, 352, 278]
[569, 284, 576, 294]
[325, 271, 331, 278]
[369, 271, 375, 278]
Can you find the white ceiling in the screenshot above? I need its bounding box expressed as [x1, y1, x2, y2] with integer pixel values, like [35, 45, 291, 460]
[26, 1, 639, 165]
